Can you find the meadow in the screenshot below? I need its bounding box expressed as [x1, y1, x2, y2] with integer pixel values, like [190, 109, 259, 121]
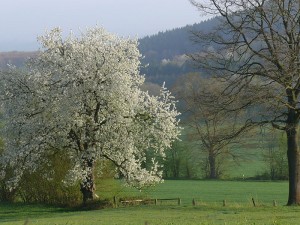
[1, 180, 299, 225]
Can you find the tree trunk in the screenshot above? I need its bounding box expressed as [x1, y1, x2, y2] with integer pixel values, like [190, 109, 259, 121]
[286, 125, 300, 205]
[80, 158, 96, 204]
[208, 153, 217, 179]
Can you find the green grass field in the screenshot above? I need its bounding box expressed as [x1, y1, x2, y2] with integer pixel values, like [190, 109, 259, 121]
[1, 180, 298, 225]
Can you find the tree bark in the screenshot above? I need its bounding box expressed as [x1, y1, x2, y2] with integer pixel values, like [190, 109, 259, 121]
[286, 124, 300, 205]
[208, 153, 217, 179]
[285, 89, 300, 205]
[80, 158, 96, 204]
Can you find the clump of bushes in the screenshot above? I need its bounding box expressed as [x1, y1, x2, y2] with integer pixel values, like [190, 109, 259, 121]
[0, 150, 82, 207]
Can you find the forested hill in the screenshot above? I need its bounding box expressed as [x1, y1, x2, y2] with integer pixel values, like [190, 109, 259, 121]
[139, 17, 219, 86]
[139, 17, 218, 64]
[0, 51, 38, 68]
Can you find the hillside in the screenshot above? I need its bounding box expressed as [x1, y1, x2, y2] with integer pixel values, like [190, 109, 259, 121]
[139, 17, 219, 86]
[139, 17, 218, 64]
[0, 51, 38, 68]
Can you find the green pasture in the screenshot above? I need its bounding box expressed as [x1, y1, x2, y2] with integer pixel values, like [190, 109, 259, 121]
[98, 179, 288, 206]
[148, 180, 288, 206]
[177, 125, 283, 180]
[2, 204, 300, 225]
[228, 147, 266, 179]
[1, 180, 297, 225]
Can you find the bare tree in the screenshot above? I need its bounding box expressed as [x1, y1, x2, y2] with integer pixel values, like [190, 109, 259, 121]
[173, 73, 250, 179]
[190, 0, 300, 205]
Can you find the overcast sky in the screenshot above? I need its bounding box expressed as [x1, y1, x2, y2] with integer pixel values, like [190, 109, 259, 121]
[0, 0, 207, 51]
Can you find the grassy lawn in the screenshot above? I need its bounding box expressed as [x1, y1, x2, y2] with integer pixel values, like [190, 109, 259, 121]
[0, 180, 297, 225]
[97, 179, 289, 206]
[2, 204, 300, 225]
[148, 180, 288, 206]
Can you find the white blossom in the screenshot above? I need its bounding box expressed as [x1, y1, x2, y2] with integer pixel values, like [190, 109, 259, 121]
[0, 27, 180, 192]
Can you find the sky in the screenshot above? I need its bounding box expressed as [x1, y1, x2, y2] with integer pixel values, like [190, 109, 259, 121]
[0, 0, 207, 52]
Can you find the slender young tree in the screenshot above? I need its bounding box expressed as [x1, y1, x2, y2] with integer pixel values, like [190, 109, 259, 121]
[190, 0, 300, 205]
[0, 27, 180, 203]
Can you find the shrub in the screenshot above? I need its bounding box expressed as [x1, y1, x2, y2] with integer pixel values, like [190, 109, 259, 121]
[0, 167, 18, 202]
[17, 150, 82, 207]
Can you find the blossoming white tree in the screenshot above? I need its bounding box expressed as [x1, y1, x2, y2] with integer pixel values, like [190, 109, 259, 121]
[0, 27, 180, 203]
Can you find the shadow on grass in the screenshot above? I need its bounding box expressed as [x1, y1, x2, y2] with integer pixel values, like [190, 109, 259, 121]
[0, 202, 69, 223]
